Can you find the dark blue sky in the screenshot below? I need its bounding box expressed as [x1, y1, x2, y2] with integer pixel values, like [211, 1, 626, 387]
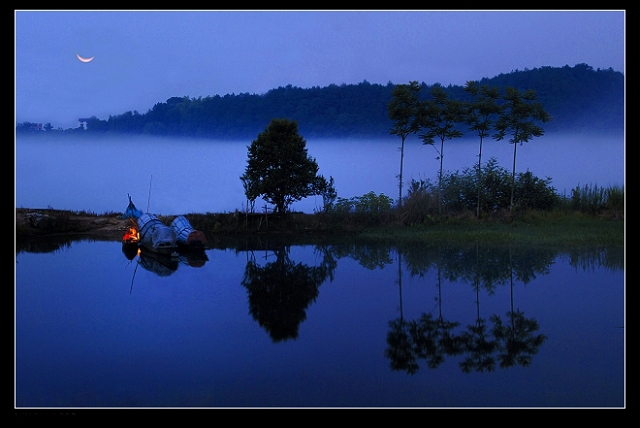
[15, 10, 625, 129]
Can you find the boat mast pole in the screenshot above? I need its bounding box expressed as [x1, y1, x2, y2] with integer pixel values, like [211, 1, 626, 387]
[146, 175, 152, 213]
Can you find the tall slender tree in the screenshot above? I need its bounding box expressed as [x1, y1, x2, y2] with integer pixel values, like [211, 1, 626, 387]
[493, 87, 551, 212]
[464, 81, 502, 217]
[387, 81, 422, 208]
[419, 86, 465, 214]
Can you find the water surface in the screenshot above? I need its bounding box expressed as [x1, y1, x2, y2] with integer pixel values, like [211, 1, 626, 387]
[15, 236, 625, 408]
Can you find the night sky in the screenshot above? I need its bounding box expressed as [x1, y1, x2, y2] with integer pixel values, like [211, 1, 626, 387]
[15, 10, 625, 130]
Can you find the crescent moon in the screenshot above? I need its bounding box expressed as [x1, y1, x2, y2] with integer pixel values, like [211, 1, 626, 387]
[76, 53, 94, 63]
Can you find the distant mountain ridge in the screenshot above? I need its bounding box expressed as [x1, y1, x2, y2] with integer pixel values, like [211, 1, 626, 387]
[474, 64, 623, 133]
[18, 63, 624, 139]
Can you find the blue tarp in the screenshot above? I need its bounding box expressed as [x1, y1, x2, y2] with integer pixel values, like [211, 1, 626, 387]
[122, 194, 143, 219]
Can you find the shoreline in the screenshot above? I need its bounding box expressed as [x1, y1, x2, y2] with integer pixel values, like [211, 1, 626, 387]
[16, 208, 133, 240]
[16, 207, 625, 248]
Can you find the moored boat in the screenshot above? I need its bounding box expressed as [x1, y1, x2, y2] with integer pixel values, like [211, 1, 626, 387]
[170, 215, 207, 249]
[137, 213, 177, 255]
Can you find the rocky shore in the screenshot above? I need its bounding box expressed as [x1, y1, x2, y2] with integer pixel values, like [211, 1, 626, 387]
[16, 208, 131, 240]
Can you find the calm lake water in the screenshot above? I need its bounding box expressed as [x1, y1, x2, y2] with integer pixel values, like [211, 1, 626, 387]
[15, 133, 624, 215]
[15, 235, 624, 408]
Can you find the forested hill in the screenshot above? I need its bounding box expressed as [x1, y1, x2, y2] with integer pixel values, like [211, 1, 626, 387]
[26, 63, 624, 139]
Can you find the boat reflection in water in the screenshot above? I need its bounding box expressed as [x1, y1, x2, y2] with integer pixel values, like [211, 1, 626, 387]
[138, 249, 180, 276]
[123, 241, 209, 277]
[121, 240, 140, 261]
[124, 243, 208, 295]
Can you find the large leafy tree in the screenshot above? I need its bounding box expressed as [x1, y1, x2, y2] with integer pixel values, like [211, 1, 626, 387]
[464, 81, 502, 217]
[241, 118, 333, 215]
[419, 86, 465, 214]
[493, 87, 551, 211]
[388, 81, 422, 207]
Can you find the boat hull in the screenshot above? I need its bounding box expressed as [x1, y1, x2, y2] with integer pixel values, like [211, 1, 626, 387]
[137, 213, 177, 254]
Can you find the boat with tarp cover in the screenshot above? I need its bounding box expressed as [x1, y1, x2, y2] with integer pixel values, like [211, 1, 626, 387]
[121, 195, 177, 254]
[121, 195, 206, 255]
[170, 215, 207, 249]
[137, 213, 177, 254]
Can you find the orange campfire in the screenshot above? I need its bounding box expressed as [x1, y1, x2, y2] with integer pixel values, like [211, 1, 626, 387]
[123, 226, 140, 244]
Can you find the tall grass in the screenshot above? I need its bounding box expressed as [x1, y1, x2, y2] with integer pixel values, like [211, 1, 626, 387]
[569, 183, 624, 217]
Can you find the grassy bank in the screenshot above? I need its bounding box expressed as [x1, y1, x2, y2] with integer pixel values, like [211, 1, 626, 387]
[357, 213, 624, 246]
[16, 207, 624, 247]
[185, 209, 624, 247]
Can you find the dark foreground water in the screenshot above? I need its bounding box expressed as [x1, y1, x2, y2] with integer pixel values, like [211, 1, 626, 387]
[15, 235, 625, 408]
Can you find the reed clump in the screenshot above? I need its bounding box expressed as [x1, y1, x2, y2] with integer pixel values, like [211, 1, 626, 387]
[567, 183, 624, 218]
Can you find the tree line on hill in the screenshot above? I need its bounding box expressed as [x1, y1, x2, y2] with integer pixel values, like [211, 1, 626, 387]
[16, 63, 623, 139]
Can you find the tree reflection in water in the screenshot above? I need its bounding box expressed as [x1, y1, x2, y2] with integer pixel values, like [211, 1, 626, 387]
[489, 245, 547, 369]
[386, 243, 548, 374]
[241, 244, 336, 342]
[385, 250, 420, 374]
[386, 318, 419, 374]
[386, 309, 545, 374]
[490, 310, 546, 369]
[459, 318, 497, 373]
[459, 243, 499, 373]
[226, 237, 610, 371]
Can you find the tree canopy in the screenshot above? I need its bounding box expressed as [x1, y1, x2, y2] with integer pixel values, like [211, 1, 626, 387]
[240, 118, 333, 214]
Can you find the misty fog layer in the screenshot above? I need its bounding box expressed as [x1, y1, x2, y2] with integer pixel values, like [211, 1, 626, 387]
[15, 134, 624, 215]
